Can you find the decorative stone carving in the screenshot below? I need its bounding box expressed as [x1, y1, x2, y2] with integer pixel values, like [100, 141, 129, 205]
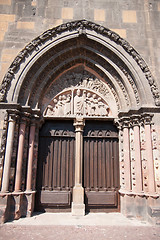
[44, 89, 110, 118]
[0, 20, 159, 105]
[45, 72, 110, 100]
[140, 126, 148, 192]
[42, 70, 119, 114]
[119, 67, 140, 105]
[119, 129, 125, 189]
[151, 127, 160, 193]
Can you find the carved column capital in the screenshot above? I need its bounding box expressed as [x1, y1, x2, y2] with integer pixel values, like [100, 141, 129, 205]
[29, 113, 41, 127]
[118, 117, 131, 129]
[130, 115, 141, 127]
[19, 112, 31, 124]
[7, 110, 19, 123]
[74, 118, 85, 132]
[142, 113, 153, 125]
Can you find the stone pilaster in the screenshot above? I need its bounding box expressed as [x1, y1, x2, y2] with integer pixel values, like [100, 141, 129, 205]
[14, 116, 28, 192]
[131, 115, 143, 193]
[1, 113, 18, 193]
[122, 118, 131, 192]
[143, 114, 156, 194]
[117, 117, 131, 194]
[26, 119, 36, 192]
[14, 113, 30, 220]
[72, 118, 85, 216]
[25, 114, 40, 217]
[0, 111, 18, 223]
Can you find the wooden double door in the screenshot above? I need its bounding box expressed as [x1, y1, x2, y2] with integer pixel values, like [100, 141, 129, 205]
[35, 120, 119, 212]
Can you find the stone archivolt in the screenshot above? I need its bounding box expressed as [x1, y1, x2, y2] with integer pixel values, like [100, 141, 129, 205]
[44, 88, 110, 118]
[0, 20, 159, 106]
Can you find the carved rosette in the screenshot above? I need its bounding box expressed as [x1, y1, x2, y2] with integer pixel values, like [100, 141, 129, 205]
[44, 88, 111, 118]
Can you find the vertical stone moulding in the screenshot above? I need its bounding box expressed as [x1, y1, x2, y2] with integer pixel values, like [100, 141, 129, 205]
[1, 113, 17, 193]
[124, 127, 131, 192]
[0, 113, 8, 191]
[144, 116, 156, 195]
[140, 124, 148, 193]
[0, 111, 18, 223]
[151, 127, 160, 194]
[129, 126, 135, 192]
[133, 121, 143, 193]
[119, 129, 125, 190]
[25, 116, 39, 217]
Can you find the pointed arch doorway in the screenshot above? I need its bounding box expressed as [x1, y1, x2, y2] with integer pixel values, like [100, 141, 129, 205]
[35, 86, 119, 215]
[0, 20, 158, 223]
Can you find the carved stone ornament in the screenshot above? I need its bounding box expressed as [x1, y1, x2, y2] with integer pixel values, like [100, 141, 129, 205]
[44, 88, 110, 118]
[0, 20, 159, 105]
[43, 70, 119, 108]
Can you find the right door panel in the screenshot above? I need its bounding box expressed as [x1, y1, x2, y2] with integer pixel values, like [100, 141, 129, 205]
[83, 121, 120, 212]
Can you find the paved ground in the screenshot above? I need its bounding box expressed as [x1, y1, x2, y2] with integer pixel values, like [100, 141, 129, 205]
[0, 213, 160, 240]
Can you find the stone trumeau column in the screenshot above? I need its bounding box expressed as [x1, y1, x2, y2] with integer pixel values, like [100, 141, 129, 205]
[1, 112, 18, 193]
[72, 118, 85, 216]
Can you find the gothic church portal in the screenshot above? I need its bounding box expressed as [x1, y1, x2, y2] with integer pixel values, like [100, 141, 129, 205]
[0, 17, 160, 224]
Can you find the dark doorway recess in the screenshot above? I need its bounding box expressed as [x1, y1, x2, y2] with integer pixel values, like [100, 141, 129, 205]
[35, 120, 75, 212]
[83, 121, 120, 213]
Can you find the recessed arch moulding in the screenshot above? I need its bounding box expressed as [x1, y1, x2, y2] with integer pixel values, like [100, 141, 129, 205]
[1, 20, 159, 113]
[0, 20, 160, 224]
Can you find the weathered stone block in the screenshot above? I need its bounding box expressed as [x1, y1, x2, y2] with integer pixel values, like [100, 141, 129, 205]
[62, 7, 73, 19]
[0, 22, 8, 32]
[0, 0, 12, 5]
[16, 21, 35, 30]
[122, 10, 137, 23]
[0, 14, 15, 22]
[0, 31, 5, 41]
[94, 9, 105, 22]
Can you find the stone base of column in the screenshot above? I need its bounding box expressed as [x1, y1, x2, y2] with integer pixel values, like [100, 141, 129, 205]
[72, 203, 85, 216]
[0, 193, 10, 223]
[25, 191, 36, 217]
[12, 192, 23, 220]
[72, 185, 85, 216]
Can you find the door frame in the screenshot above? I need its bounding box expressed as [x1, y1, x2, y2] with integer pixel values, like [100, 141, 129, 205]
[36, 117, 120, 214]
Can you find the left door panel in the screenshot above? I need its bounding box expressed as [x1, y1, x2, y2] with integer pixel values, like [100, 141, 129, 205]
[35, 120, 75, 212]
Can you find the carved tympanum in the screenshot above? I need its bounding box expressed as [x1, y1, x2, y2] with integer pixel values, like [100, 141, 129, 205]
[44, 88, 110, 118]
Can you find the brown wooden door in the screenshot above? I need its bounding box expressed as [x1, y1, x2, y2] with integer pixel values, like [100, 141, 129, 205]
[83, 121, 119, 212]
[35, 120, 75, 212]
